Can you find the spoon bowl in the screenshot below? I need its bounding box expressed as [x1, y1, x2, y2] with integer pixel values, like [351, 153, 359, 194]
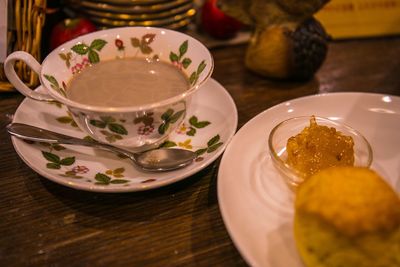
[7, 123, 196, 172]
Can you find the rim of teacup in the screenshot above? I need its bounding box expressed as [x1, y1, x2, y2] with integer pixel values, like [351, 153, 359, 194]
[39, 26, 214, 113]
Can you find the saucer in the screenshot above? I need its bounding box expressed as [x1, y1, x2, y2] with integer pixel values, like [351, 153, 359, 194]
[218, 93, 400, 267]
[11, 78, 238, 192]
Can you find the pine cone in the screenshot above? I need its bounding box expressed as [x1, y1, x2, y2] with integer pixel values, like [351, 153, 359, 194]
[245, 17, 329, 80]
[289, 18, 329, 80]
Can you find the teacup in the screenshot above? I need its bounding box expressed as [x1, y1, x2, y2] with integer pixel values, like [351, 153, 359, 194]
[5, 27, 213, 152]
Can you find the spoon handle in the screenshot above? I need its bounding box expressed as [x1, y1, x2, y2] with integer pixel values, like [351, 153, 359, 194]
[8, 123, 88, 144]
[6, 123, 135, 159]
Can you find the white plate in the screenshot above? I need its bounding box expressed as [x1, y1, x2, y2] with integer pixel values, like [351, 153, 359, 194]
[217, 92, 400, 267]
[11, 78, 238, 192]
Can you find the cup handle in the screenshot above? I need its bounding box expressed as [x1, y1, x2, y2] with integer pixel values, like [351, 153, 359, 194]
[4, 51, 55, 101]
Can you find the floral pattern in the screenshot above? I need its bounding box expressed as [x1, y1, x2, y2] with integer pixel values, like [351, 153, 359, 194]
[189, 60, 207, 85]
[25, 30, 223, 191]
[38, 140, 129, 183]
[70, 57, 90, 74]
[24, 98, 223, 186]
[44, 74, 66, 97]
[169, 40, 192, 70]
[45, 32, 208, 98]
[94, 172, 129, 185]
[72, 165, 90, 174]
[56, 112, 78, 128]
[168, 40, 207, 85]
[115, 39, 125, 51]
[158, 109, 185, 135]
[175, 116, 211, 136]
[70, 39, 107, 64]
[89, 116, 128, 143]
[12, 77, 237, 192]
[29, 101, 224, 186]
[134, 113, 155, 136]
[44, 33, 207, 147]
[131, 33, 156, 55]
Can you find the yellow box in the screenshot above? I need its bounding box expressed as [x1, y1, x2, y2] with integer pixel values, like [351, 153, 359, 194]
[315, 0, 400, 38]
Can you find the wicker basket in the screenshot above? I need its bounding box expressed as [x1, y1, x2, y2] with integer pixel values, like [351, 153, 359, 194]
[0, 0, 46, 92]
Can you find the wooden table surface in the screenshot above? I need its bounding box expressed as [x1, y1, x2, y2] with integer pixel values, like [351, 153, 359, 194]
[1, 36, 400, 266]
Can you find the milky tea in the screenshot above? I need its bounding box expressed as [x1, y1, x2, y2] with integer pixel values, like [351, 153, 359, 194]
[66, 57, 190, 107]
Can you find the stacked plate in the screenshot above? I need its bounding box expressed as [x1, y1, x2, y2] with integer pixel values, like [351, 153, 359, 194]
[66, 0, 196, 30]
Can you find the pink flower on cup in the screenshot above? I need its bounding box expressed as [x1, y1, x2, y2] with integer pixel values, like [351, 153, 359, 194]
[172, 60, 183, 70]
[82, 57, 90, 66]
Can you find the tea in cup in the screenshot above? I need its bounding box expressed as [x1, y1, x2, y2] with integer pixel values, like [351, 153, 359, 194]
[5, 27, 214, 152]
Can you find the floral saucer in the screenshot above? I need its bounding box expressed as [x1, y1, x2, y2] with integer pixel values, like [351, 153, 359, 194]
[11, 78, 238, 192]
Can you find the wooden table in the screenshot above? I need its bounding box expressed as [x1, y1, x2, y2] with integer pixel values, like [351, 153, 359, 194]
[1, 37, 399, 266]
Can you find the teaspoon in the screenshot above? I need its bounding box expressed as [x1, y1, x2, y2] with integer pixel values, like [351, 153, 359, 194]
[7, 123, 196, 172]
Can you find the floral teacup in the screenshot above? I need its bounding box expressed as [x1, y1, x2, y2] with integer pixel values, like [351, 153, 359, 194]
[5, 27, 213, 152]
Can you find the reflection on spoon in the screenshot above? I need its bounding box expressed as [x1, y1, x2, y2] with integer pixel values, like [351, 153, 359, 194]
[7, 123, 197, 172]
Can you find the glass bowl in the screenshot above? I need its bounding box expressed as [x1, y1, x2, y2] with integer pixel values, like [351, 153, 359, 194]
[268, 116, 373, 190]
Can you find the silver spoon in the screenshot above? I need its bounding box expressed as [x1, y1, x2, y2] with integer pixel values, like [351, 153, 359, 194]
[7, 123, 196, 172]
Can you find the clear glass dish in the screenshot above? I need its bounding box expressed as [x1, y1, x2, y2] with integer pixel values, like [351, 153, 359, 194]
[268, 116, 373, 190]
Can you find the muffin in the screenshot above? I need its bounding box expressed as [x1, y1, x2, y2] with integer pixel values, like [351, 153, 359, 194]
[294, 167, 400, 267]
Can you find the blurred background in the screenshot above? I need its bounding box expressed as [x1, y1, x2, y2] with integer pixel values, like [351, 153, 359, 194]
[1, 0, 400, 91]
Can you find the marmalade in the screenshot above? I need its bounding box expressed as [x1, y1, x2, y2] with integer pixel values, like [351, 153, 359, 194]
[286, 116, 354, 178]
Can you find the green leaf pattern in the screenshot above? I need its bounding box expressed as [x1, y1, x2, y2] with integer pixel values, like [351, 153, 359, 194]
[89, 116, 128, 142]
[33, 111, 222, 186]
[161, 115, 222, 159]
[158, 109, 185, 135]
[160, 140, 177, 148]
[95, 172, 129, 185]
[189, 60, 207, 85]
[42, 151, 75, 170]
[90, 39, 107, 51]
[71, 44, 89, 55]
[100, 130, 123, 143]
[59, 52, 72, 68]
[195, 135, 223, 156]
[70, 39, 107, 64]
[88, 50, 99, 64]
[56, 112, 78, 128]
[180, 116, 211, 136]
[39, 141, 129, 185]
[131, 33, 156, 55]
[44, 74, 66, 97]
[169, 40, 192, 70]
